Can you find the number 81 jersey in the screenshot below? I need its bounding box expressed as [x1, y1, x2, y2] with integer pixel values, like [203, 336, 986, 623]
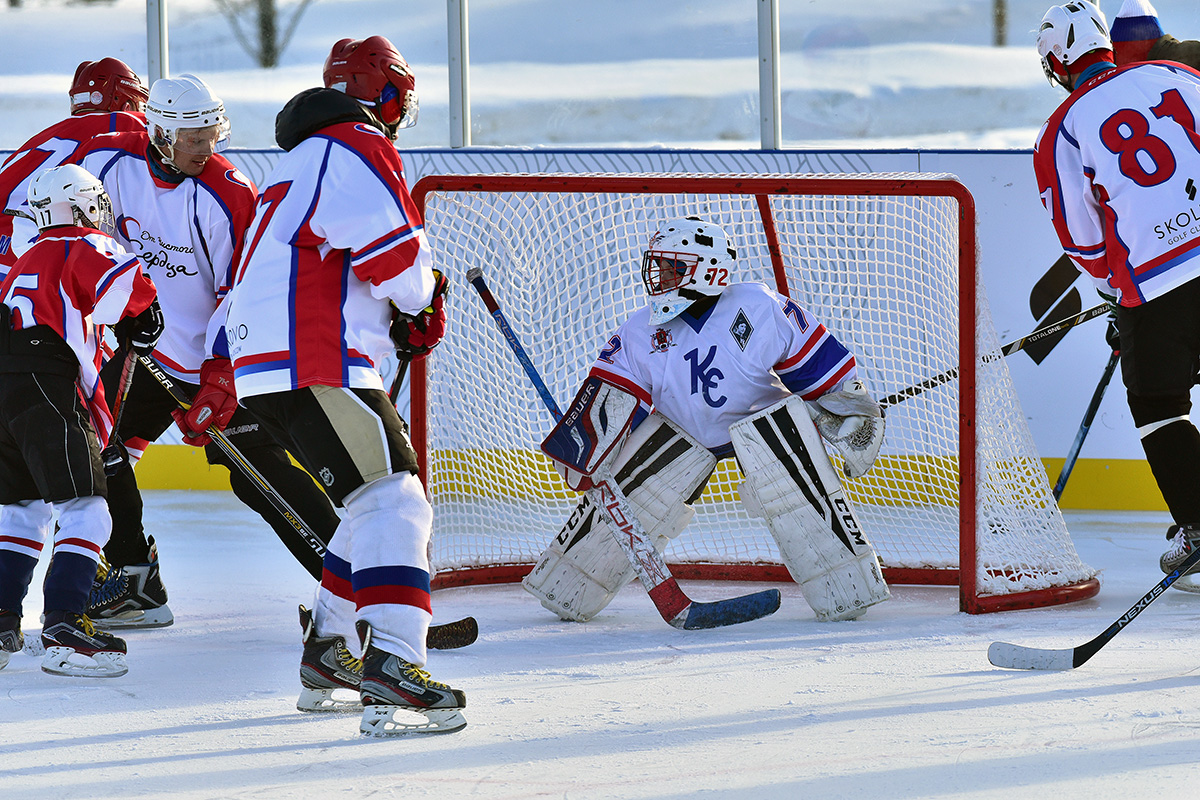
[589, 281, 856, 451]
[1034, 61, 1200, 307]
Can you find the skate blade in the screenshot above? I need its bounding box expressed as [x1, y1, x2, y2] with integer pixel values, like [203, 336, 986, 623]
[297, 686, 363, 713]
[359, 704, 466, 736]
[1171, 574, 1200, 594]
[0, 650, 10, 669]
[92, 606, 174, 630]
[41, 646, 128, 678]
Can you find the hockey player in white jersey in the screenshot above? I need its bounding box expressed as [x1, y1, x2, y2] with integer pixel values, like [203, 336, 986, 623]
[224, 36, 464, 735]
[68, 73, 343, 629]
[527, 216, 891, 624]
[1034, 1, 1200, 575]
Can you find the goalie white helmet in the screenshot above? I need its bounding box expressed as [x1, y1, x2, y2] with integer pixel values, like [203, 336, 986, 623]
[145, 74, 231, 174]
[27, 164, 114, 234]
[1037, 1, 1112, 90]
[642, 216, 736, 325]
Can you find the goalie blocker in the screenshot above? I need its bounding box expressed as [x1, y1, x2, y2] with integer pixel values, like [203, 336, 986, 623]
[529, 377, 888, 622]
[731, 395, 890, 621]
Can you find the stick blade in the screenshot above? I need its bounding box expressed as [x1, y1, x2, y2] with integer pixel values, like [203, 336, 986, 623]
[988, 641, 1076, 671]
[426, 616, 479, 650]
[672, 588, 782, 630]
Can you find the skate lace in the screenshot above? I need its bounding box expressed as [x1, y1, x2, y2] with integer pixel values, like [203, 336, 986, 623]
[75, 615, 99, 636]
[95, 553, 111, 584]
[336, 642, 363, 675]
[402, 663, 447, 690]
[91, 568, 129, 606]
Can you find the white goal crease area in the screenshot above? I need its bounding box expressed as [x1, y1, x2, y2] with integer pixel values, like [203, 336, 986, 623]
[407, 172, 1099, 614]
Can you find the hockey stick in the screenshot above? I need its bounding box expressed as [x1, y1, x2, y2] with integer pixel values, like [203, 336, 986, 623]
[1052, 347, 1119, 501]
[100, 348, 137, 476]
[465, 266, 781, 630]
[136, 355, 477, 650]
[878, 303, 1109, 409]
[988, 544, 1200, 670]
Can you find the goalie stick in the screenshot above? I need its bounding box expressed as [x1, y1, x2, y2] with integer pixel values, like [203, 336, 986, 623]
[878, 302, 1109, 409]
[988, 544, 1200, 670]
[136, 354, 477, 650]
[465, 266, 781, 630]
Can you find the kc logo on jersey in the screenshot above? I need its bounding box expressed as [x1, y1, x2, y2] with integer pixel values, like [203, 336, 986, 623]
[650, 328, 674, 353]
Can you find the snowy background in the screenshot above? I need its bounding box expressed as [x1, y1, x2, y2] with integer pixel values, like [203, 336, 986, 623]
[3, 0, 1187, 150]
[4, 0, 1200, 797]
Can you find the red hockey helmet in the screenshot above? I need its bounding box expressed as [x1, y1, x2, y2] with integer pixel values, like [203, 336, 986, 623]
[323, 36, 418, 134]
[70, 58, 150, 115]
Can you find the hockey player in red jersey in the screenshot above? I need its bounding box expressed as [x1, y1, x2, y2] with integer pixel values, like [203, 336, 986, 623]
[0, 58, 148, 280]
[224, 36, 464, 735]
[68, 74, 343, 630]
[1034, 1, 1200, 574]
[0, 165, 162, 677]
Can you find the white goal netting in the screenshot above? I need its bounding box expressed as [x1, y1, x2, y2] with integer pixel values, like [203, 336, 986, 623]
[412, 173, 1096, 612]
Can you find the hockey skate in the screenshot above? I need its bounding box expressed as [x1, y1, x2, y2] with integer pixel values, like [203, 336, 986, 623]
[88, 536, 174, 629]
[1163, 524, 1200, 592]
[356, 620, 466, 736]
[40, 611, 128, 677]
[297, 605, 363, 712]
[0, 611, 22, 670]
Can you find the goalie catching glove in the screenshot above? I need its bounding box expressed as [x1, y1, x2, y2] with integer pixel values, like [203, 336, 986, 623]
[807, 378, 884, 479]
[390, 269, 449, 358]
[172, 357, 237, 447]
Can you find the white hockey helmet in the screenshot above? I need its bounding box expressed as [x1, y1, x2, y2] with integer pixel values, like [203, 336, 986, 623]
[27, 164, 114, 233]
[642, 216, 736, 324]
[145, 73, 231, 164]
[1037, 1, 1112, 90]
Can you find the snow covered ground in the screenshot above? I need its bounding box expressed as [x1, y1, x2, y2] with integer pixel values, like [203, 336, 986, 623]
[2, 491, 1198, 799]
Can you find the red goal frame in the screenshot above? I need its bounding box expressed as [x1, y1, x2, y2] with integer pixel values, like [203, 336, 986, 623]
[409, 173, 1100, 614]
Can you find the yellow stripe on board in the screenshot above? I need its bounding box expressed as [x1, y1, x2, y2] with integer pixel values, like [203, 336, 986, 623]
[134, 444, 1167, 512]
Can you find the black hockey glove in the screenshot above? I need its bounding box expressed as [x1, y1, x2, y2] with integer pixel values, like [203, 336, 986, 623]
[390, 269, 450, 358]
[114, 298, 165, 356]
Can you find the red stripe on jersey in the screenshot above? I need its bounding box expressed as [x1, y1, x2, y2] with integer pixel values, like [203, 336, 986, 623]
[235, 349, 292, 366]
[802, 359, 856, 400]
[353, 584, 433, 614]
[291, 243, 347, 385]
[775, 325, 828, 371]
[321, 567, 354, 602]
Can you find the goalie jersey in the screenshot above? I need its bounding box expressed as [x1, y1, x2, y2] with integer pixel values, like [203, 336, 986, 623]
[590, 281, 856, 452]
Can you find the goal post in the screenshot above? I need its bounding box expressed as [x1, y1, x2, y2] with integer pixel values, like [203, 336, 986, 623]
[408, 172, 1100, 614]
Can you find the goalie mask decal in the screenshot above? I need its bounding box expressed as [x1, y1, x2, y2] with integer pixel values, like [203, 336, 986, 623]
[730, 310, 753, 351]
[650, 328, 675, 353]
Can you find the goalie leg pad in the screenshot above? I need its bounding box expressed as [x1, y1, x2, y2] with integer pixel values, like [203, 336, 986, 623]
[523, 413, 716, 621]
[731, 395, 890, 621]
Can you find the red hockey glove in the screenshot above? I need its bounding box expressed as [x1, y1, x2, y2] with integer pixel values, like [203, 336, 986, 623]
[171, 357, 237, 447]
[390, 269, 450, 358]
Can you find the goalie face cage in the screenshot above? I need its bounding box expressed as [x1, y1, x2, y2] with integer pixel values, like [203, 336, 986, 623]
[409, 173, 1099, 614]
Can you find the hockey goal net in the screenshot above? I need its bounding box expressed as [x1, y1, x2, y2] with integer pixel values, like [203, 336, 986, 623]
[409, 173, 1098, 614]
